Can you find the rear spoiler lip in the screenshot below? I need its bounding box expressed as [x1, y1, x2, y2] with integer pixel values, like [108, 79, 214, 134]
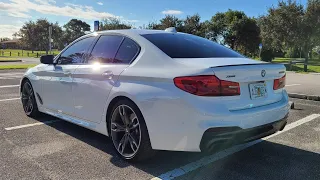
[209, 62, 285, 68]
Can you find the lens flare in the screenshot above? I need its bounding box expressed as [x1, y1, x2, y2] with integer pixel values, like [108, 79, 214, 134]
[92, 62, 101, 70]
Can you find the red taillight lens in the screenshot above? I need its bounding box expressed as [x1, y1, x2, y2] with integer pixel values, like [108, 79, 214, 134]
[173, 75, 240, 96]
[273, 75, 286, 90]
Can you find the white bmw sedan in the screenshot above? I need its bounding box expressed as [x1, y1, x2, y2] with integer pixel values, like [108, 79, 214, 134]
[20, 29, 290, 161]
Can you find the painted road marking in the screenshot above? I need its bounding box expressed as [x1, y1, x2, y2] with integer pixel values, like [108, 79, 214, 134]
[0, 76, 22, 80]
[151, 114, 320, 180]
[0, 98, 20, 102]
[0, 85, 19, 88]
[5, 120, 60, 131]
[295, 102, 320, 108]
[0, 73, 24, 76]
[286, 84, 301, 87]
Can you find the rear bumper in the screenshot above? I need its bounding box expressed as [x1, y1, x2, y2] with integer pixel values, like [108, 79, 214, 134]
[200, 113, 288, 152]
[140, 89, 290, 152]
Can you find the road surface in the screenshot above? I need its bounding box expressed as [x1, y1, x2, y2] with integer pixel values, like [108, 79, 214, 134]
[286, 72, 320, 96]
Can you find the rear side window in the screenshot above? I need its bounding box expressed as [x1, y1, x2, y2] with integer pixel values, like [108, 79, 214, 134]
[142, 33, 243, 58]
[88, 35, 123, 63]
[114, 38, 140, 64]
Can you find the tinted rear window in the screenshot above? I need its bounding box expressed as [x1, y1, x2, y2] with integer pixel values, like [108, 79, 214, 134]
[142, 33, 243, 58]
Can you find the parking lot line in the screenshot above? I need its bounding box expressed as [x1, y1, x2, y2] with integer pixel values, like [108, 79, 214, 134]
[4, 120, 60, 131]
[0, 73, 24, 76]
[0, 98, 20, 102]
[286, 84, 301, 87]
[151, 114, 320, 180]
[0, 76, 22, 79]
[0, 85, 20, 88]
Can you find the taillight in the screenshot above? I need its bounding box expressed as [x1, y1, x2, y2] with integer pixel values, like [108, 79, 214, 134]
[273, 74, 286, 90]
[173, 75, 240, 96]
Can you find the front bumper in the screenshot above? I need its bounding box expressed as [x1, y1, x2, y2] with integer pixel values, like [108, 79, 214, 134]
[200, 113, 288, 152]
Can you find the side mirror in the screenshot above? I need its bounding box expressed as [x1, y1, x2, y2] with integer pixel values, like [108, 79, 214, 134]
[40, 55, 54, 64]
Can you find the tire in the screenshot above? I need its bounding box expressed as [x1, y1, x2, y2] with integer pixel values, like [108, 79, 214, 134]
[108, 99, 155, 161]
[21, 79, 41, 117]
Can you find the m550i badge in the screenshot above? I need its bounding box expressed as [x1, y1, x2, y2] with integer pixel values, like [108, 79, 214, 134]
[226, 75, 236, 78]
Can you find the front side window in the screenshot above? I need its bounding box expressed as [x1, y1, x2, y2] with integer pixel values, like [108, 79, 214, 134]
[142, 33, 243, 58]
[114, 38, 140, 64]
[88, 35, 123, 64]
[57, 36, 95, 64]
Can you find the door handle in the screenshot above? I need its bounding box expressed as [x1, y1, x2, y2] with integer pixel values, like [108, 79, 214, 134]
[64, 72, 72, 76]
[102, 71, 113, 80]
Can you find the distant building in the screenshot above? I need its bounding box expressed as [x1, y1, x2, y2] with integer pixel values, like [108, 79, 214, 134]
[0, 39, 20, 49]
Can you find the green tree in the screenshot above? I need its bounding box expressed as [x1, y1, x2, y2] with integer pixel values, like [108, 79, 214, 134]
[259, 1, 304, 52]
[183, 14, 208, 37]
[210, 10, 260, 56]
[210, 10, 246, 48]
[147, 15, 184, 31]
[100, 17, 132, 30]
[233, 17, 261, 56]
[146, 14, 209, 38]
[304, 0, 320, 62]
[259, 0, 320, 71]
[146, 21, 163, 30]
[63, 19, 90, 44]
[16, 19, 62, 51]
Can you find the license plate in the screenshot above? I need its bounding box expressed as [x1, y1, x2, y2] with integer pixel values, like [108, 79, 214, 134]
[249, 82, 267, 99]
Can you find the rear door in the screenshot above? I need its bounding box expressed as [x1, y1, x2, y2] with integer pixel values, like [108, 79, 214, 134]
[72, 35, 140, 123]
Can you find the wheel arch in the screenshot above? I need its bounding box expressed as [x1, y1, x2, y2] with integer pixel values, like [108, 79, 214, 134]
[20, 77, 30, 93]
[105, 96, 145, 135]
[106, 96, 133, 134]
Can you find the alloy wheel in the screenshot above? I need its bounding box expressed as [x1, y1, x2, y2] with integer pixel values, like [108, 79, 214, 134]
[110, 105, 141, 158]
[21, 82, 34, 115]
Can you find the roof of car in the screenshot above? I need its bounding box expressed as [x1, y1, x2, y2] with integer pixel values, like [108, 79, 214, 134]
[97, 29, 173, 35]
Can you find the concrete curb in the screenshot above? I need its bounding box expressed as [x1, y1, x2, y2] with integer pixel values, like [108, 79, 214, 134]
[0, 60, 22, 63]
[288, 93, 320, 101]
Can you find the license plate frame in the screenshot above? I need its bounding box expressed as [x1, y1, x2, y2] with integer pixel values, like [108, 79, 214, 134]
[249, 82, 267, 100]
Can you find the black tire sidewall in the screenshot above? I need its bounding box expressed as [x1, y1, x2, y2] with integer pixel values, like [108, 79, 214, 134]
[108, 99, 154, 161]
[22, 80, 39, 117]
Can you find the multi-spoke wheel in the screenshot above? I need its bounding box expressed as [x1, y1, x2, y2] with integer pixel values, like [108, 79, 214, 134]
[21, 80, 40, 117]
[109, 99, 155, 161]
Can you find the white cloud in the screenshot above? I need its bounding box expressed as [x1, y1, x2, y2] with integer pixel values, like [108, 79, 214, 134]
[0, 24, 21, 38]
[0, 0, 119, 20]
[97, 2, 103, 6]
[34, 0, 56, 5]
[161, 10, 183, 15]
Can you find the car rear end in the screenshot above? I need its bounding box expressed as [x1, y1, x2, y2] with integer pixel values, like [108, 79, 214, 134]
[138, 32, 289, 152]
[172, 62, 288, 151]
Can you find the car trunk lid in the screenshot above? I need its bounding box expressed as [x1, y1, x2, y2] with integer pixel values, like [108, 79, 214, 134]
[173, 58, 286, 111]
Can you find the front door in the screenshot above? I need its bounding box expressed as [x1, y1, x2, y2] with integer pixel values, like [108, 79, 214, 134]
[41, 36, 96, 116]
[72, 35, 141, 123]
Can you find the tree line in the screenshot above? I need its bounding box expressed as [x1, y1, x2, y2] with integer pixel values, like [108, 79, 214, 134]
[10, 19, 90, 52]
[7, 0, 320, 68]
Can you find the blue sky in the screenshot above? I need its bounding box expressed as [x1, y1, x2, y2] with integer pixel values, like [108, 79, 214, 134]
[0, 0, 308, 38]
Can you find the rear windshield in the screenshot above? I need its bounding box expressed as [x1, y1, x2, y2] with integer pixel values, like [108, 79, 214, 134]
[142, 33, 243, 58]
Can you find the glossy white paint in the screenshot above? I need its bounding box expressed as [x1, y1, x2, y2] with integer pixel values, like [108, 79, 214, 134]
[41, 64, 79, 115]
[21, 29, 290, 152]
[72, 64, 128, 123]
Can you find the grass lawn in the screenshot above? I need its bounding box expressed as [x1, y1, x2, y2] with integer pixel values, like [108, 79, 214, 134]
[0, 64, 37, 70]
[272, 57, 320, 73]
[0, 49, 60, 58]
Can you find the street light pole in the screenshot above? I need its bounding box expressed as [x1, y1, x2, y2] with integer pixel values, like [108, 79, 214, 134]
[49, 25, 52, 55]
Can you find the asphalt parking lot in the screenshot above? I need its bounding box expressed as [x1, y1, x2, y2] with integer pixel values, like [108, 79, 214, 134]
[0, 69, 319, 180]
